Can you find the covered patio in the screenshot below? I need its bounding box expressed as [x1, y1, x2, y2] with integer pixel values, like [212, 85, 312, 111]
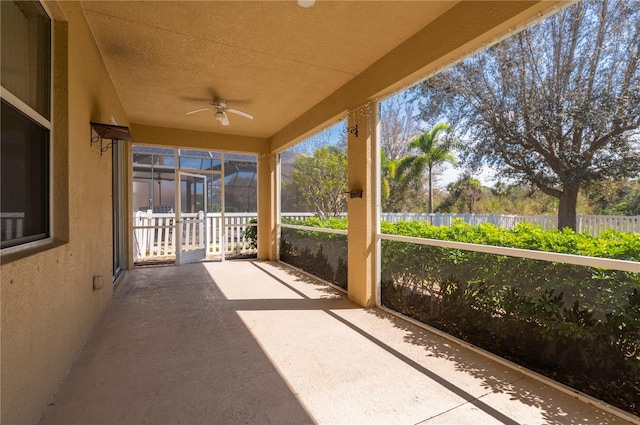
[5, 1, 639, 423]
[38, 261, 629, 425]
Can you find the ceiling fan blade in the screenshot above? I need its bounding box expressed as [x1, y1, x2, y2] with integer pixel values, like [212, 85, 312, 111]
[226, 108, 254, 120]
[186, 107, 214, 115]
[220, 112, 230, 126]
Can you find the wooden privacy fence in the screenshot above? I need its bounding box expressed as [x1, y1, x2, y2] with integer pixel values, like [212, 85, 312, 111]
[133, 211, 639, 261]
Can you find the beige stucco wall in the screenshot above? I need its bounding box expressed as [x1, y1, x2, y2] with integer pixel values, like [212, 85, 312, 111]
[1, 2, 130, 423]
[129, 123, 269, 154]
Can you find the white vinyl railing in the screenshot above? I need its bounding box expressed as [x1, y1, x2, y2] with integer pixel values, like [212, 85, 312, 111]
[132, 211, 639, 261]
[133, 211, 258, 261]
[380, 212, 640, 236]
[577, 214, 640, 236]
[1, 212, 25, 241]
[282, 212, 639, 236]
[381, 212, 555, 227]
[133, 211, 318, 261]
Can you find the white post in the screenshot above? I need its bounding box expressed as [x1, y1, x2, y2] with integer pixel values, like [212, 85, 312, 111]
[134, 211, 142, 260]
[184, 219, 191, 249]
[142, 211, 151, 258]
[199, 211, 205, 250]
[164, 217, 170, 254]
[576, 214, 582, 234]
[205, 213, 211, 257]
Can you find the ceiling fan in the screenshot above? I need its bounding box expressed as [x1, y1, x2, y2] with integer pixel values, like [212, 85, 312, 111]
[186, 98, 253, 126]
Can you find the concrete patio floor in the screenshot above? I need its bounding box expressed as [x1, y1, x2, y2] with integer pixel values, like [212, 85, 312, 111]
[38, 260, 636, 425]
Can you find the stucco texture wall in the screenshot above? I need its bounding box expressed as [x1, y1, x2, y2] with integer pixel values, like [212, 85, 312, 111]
[1, 2, 129, 423]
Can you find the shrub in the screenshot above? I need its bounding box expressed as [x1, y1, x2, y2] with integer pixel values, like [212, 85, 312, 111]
[279, 219, 348, 289]
[379, 220, 639, 414]
[286, 217, 640, 414]
[243, 218, 258, 248]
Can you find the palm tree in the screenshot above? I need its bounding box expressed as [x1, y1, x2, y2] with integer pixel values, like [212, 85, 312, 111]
[381, 150, 425, 212]
[407, 123, 458, 213]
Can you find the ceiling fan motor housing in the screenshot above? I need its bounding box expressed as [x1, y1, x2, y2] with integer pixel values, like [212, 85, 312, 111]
[213, 99, 227, 109]
[186, 98, 251, 126]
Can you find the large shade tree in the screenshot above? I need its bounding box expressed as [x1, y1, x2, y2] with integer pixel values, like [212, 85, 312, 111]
[418, 0, 640, 230]
[380, 88, 420, 160]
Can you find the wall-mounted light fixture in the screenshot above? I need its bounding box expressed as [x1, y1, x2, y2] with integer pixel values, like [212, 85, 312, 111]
[90, 122, 134, 156]
[346, 189, 363, 199]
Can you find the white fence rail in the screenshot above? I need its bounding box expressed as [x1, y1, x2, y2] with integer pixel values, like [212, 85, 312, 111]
[133, 211, 639, 261]
[380, 212, 640, 236]
[133, 212, 319, 261]
[1, 212, 25, 241]
[286, 212, 639, 236]
[133, 211, 259, 261]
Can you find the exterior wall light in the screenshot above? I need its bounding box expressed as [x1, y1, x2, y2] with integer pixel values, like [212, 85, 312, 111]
[90, 122, 134, 156]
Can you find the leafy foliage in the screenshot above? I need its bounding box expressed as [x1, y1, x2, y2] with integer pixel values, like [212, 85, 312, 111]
[283, 216, 348, 230]
[381, 220, 640, 260]
[279, 224, 347, 289]
[439, 174, 483, 213]
[586, 179, 640, 215]
[381, 151, 427, 213]
[286, 146, 348, 219]
[243, 218, 258, 249]
[418, 0, 640, 230]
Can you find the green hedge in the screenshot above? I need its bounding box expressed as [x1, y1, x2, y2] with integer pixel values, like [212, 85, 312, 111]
[279, 221, 348, 289]
[283, 218, 640, 414]
[381, 220, 640, 260]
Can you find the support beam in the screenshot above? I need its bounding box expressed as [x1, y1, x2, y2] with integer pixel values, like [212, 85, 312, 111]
[130, 124, 269, 155]
[257, 153, 278, 260]
[347, 103, 379, 307]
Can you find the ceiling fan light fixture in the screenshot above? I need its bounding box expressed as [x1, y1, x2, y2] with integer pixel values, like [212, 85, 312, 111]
[187, 98, 251, 126]
[298, 0, 315, 8]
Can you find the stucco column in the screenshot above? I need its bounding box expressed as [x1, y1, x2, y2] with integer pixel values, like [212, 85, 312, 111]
[347, 102, 379, 307]
[257, 153, 278, 260]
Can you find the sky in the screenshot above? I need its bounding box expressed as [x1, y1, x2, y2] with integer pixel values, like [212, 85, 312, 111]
[437, 162, 497, 187]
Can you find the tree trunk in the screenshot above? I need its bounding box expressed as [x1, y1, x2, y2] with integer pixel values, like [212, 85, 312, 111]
[428, 166, 433, 213]
[557, 184, 579, 231]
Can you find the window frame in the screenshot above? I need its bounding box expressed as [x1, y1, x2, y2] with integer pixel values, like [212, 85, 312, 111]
[0, 0, 54, 254]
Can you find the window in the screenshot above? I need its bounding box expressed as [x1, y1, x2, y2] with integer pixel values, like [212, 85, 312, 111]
[1, 1, 52, 249]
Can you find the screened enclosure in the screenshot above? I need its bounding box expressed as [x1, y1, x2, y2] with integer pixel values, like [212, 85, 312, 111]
[132, 146, 258, 263]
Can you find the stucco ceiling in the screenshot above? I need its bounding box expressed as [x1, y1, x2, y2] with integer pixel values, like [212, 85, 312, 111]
[81, 1, 560, 147]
